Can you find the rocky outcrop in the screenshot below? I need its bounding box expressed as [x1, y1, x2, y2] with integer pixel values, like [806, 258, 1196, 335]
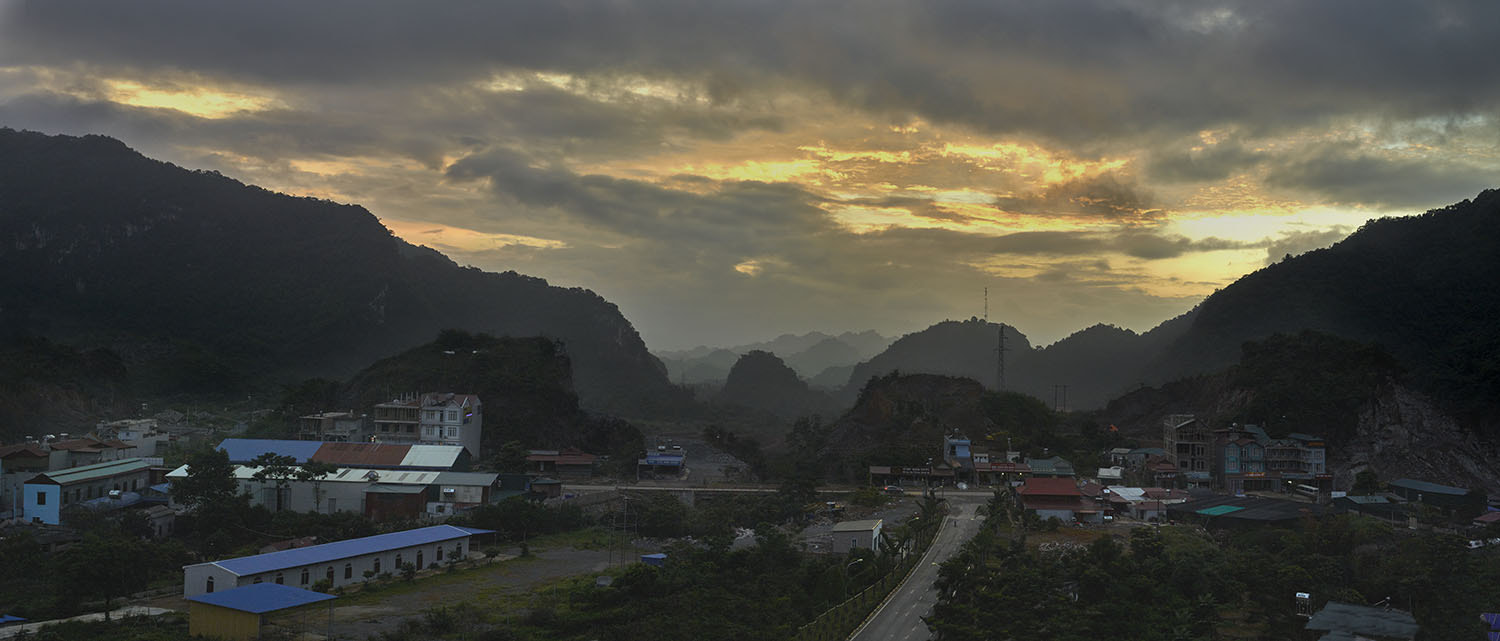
[1337, 384, 1500, 495]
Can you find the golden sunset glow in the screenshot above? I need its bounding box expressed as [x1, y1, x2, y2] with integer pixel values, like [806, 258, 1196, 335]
[103, 79, 281, 118]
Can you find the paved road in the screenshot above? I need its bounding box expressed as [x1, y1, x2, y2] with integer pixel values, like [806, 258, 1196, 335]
[849, 495, 986, 641]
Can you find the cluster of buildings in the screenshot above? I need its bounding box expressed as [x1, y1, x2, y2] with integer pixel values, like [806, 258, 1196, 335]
[298, 392, 484, 457]
[164, 438, 530, 522]
[2, 433, 177, 531]
[1161, 414, 1330, 494]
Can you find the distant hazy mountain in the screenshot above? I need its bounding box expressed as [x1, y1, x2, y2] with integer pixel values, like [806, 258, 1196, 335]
[842, 189, 1500, 422]
[657, 330, 890, 383]
[717, 350, 836, 420]
[0, 129, 678, 416]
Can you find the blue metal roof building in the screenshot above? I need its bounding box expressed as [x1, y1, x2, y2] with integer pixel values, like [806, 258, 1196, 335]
[187, 584, 336, 641]
[183, 525, 493, 598]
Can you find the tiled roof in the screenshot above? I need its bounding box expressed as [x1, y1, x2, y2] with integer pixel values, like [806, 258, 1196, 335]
[0, 443, 47, 458]
[1018, 477, 1081, 496]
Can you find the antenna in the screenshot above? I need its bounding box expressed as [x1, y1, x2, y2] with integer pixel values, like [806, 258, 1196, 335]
[983, 287, 988, 322]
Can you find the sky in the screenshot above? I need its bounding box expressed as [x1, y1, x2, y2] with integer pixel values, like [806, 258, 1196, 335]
[2, 1, 1498, 352]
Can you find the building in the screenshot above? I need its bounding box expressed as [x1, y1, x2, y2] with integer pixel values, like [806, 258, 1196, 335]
[528, 449, 599, 479]
[1304, 601, 1417, 640]
[295, 412, 368, 442]
[1026, 456, 1075, 478]
[22, 458, 154, 524]
[1163, 414, 1212, 488]
[1, 443, 50, 516]
[168, 462, 497, 519]
[371, 393, 484, 458]
[218, 439, 467, 471]
[182, 525, 493, 597]
[637, 450, 684, 480]
[1387, 478, 1486, 517]
[1331, 495, 1410, 526]
[1165, 494, 1324, 528]
[187, 582, 336, 641]
[1017, 477, 1099, 523]
[417, 393, 483, 458]
[830, 519, 883, 554]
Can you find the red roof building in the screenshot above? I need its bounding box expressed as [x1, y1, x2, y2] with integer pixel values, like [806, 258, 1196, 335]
[1017, 477, 1101, 523]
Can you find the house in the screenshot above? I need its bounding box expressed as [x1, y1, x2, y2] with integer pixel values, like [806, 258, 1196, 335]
[637, 450, 684, 480]
[1473, 511, 1500, 528]
[44, 437, 138, 469]
[1018, 477, 1099, 523]
[830, 519, 883, 554]
[182, 525, 494, 597]
[1303, 601, 1417, 640]
[416, 393, 483, 458]
[23, 458, 154, 524]
[1097, 467, 1124, 484]
[295, 412, 368, 442]
[1163, 414, 1212, 488]
[1147, 456, 1179, 488]
[370, 393, 484, 458]
[1026, 456, 1075, 478]
[167, 463, 449, 516]
[0, 443, 50, 515]
[425, 471, 498, 519]
[187, 583, 336, 641]
[528, 449, 599, 479]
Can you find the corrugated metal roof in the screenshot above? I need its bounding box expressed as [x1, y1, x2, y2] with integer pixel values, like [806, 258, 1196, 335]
[1390, 478, 1468, 496]
[28, 458, 151, 486]
[435, 472, 497, 486]
[400, 445, 465, 469]
[219, 439, 324, 463]
[1305, 602, 1417, 639]
[201, 525, 494, 576]
[187, 583, 336, 614]
[314, 442, 411, 467]
[365, 483, 428, 494]
[1017, 478, 1082, 496]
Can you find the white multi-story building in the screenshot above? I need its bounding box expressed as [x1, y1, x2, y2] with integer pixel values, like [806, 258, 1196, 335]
[417, 393, 482, 458]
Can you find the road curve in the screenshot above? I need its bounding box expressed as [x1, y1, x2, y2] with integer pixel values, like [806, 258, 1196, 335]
[848, 497, 985, 641]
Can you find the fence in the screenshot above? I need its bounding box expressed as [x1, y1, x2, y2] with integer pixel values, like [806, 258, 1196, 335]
[790, 524, 941, 641]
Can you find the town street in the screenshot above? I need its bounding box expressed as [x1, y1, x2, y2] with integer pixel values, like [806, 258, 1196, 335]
[849, 494, 987, 641]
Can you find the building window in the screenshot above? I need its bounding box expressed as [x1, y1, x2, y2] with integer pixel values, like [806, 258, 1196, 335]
[254, 578, 263, 584]
[301, 569, 310, 585]
[417, 551, 423, 568]
[374, 558, 381, 574]
[447, 411, 457, 421]
[206, 577, 214, 593]
[446, 427, 457, 438]
[436, 547, 443, 561]
[344, 563, 352, 579]
[396, 553, 403, 568]
[35, 491, 45, 506]
[327, 567, 334, 583]
[275, 572, 284, 585]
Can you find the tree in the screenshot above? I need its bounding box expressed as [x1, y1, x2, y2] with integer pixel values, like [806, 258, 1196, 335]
[492, 440, 528, 473]
[294, 460, 340, 513]
[250, 452, 298, 512]
[170, 448, 240, 512]
[1352, 469, 1382, 495]
[59, 534, 153, 620]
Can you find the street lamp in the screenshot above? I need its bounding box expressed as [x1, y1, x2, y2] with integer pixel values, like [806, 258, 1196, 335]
[844, 557, 868, 599]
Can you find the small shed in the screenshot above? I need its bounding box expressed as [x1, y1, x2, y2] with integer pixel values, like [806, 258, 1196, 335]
[188, 583, 336, 641]
[831, 519, 883, 554]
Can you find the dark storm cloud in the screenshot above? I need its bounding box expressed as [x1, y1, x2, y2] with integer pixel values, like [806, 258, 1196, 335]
[6, 1, 1500, 145]
[1263, 143, 1498, 209]
[994, 173, 1159, 220]
[445, 146, 833, 250]
[1146, 141, 1264, 183]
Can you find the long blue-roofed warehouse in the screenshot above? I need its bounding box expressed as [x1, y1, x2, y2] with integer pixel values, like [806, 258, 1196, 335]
[182, 525, 492, 597]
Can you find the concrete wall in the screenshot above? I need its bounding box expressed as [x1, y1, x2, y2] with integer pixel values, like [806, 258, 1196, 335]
[1034, 508, 1075, 523]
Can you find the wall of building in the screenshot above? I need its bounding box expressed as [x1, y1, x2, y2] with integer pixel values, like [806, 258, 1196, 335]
[183, 538, 473, 597]
[188, 602, 260, 641]
[22, 483, 59, 524]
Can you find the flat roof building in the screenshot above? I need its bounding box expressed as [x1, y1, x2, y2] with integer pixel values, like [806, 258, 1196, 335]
[831, 519, 883, 554]
[182, 525, 493, 597]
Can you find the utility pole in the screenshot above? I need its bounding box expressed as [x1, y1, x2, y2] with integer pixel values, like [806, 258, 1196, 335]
[983, 287, 988, 322]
